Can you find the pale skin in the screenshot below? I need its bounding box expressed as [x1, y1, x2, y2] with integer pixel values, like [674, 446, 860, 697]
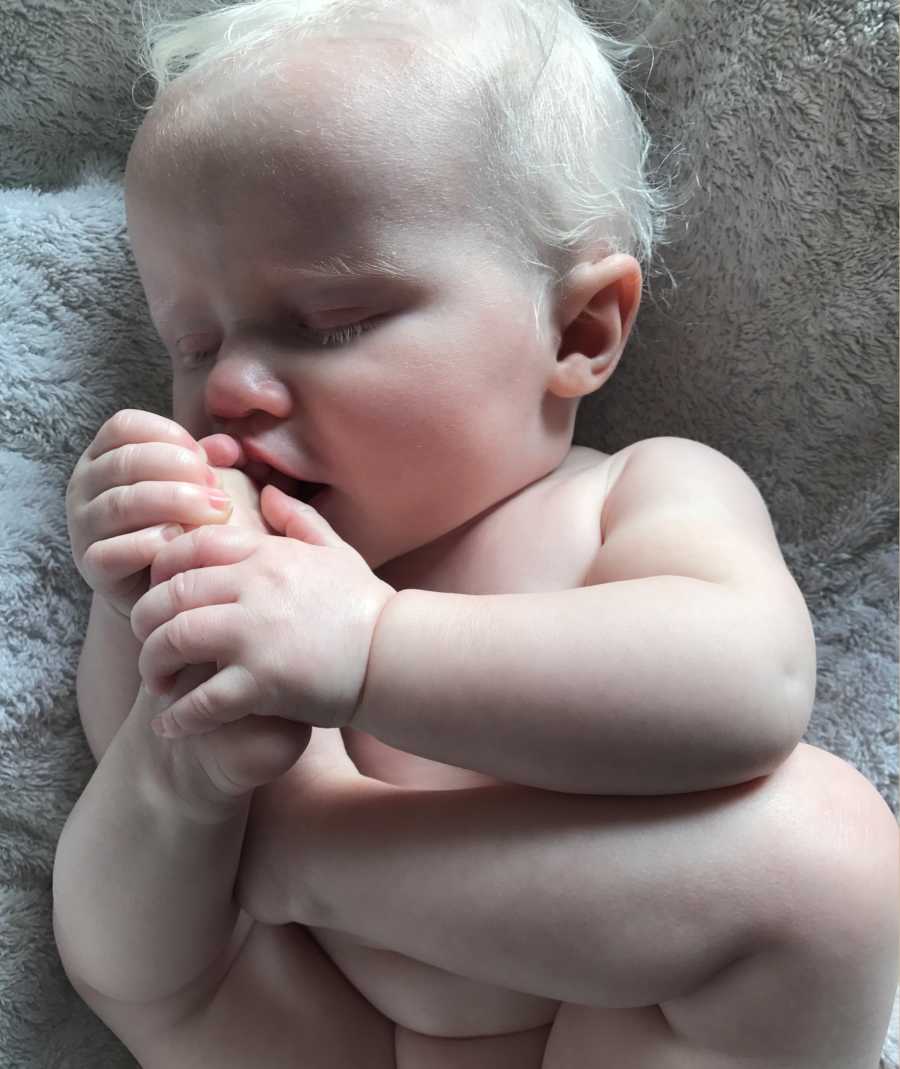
[54, 34, 899, 1069]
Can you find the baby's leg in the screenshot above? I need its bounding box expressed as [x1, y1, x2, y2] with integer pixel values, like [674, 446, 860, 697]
[252, 743, 898, 1068]
[541, 744, 899, 1068]
[76, 591, 144, 761]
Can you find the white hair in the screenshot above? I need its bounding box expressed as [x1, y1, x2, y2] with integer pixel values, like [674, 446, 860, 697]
[133, 0, 687, 339]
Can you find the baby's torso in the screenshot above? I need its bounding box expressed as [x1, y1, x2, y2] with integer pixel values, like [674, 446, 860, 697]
[307, 444, 615, 1037]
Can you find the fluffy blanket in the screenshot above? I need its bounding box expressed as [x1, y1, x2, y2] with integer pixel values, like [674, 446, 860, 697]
[1, 0, 896, 1065]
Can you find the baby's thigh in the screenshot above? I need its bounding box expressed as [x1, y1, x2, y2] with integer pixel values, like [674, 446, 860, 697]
[173, 918, 555, 1069]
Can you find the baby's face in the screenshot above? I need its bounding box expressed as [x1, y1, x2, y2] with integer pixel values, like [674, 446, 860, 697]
[125, 43, 568, 572]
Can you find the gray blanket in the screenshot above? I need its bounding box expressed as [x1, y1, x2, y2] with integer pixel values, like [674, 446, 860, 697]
[1, 1, 896, 1065]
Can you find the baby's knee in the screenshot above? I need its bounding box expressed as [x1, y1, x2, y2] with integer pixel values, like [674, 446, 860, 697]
[762, 744, 898, 976]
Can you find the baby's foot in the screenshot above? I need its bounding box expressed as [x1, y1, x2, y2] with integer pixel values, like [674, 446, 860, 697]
[216, 465, 269, 532]
[235, 728, 362, 926]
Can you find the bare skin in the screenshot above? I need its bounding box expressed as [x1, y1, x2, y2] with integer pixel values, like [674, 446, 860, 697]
[54, 29, 900, 1069]
[57, 442, 900, 1069]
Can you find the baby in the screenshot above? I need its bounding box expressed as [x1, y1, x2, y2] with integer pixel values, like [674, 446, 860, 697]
[52, 1, 899, 1067]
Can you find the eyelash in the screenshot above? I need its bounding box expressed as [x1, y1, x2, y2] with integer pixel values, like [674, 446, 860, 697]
[179, 317, 377, 367]
[306, 318, 377, 348]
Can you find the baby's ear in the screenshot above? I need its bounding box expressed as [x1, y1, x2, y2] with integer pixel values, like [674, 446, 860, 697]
[260, 486, 344, 549]
[549, 255, 642, 400]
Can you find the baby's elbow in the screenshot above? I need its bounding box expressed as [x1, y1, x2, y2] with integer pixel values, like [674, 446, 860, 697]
[754, 656, 816, 776]
[745, 588, 817, 773]
[778, 615, 817, 754]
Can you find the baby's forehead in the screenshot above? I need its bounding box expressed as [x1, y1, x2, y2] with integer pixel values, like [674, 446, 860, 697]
[132, 35, 459, 183]
[126, 44, 496, 266]
[124, 32, 527, 283]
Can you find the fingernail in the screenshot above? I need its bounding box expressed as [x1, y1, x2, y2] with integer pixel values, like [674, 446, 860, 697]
[161, 524, 184, 541]
[208, 490, 232, 512]
[205, 466, 221, 488]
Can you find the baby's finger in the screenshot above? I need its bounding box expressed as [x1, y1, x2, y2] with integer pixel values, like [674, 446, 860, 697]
[81, 523, 185, 590]
[150, 663, 263, 739]
[197, 433, 240, 469]
[88, 410, 206, 463]
[139, 603, 242, 696]
[149, 525, 258, 589]
[131, 562, 240, 643]
[83, 441, 218, 502]
[85, 481, 233, 546]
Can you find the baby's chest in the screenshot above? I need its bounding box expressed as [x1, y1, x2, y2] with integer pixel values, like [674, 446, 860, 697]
[343, 448, 612, 790]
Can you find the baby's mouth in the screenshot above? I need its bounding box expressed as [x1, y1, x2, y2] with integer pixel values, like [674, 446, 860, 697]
[244, 460, 327, 503]
[293, 479, 329, 503]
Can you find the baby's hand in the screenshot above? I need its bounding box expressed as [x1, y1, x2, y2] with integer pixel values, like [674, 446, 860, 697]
[131, 464, 318, 801]
[134, 467, 363, 801]
[66, 410, 235, 619]
[130, 486, 397, 738]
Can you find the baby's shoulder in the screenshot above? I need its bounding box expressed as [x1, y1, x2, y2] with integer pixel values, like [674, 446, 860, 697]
[554, 440, 641, 526]
[596, 435, 771, 522]
[573, 436, 688, 500]
[586, 436, 788, 588]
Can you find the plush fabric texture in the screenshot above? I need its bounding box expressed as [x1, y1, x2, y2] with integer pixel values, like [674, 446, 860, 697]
[1, 0, 896, 1065]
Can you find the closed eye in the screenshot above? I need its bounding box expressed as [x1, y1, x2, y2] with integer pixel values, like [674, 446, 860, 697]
[301, 317, 379, 348]
[175, 316, 380, 367]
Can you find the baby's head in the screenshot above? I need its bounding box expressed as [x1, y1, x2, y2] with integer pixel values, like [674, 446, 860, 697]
[124, 0, 675, 570]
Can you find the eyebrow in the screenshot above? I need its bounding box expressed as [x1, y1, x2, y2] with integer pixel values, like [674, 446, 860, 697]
[148, 251, 415, 325]
[283, 253, 413, 280]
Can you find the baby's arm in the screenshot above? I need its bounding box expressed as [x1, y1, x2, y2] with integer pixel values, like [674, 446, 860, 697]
[76, 592, 144, 760]
[355, 439, 817, 794]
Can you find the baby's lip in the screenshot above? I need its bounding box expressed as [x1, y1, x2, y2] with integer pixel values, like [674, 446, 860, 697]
[242, 456, 329, 503]
[240, 439, 325, 485]
[243, 458, 281, 487]
[240, 439, 290, 475]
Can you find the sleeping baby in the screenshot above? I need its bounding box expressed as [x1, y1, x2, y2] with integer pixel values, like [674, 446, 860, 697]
[52, 1, 899, 1067]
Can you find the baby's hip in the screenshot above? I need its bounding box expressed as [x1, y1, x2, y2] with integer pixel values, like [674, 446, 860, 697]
[394, 1019, 554, 1069]
[307, 922, 561, 1037]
